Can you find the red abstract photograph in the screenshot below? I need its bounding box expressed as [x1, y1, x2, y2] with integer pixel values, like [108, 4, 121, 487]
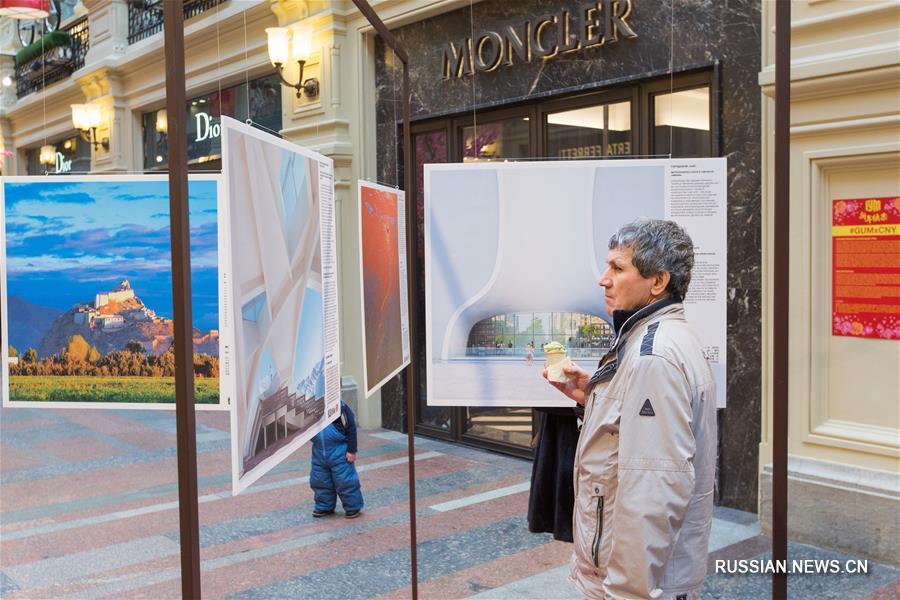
[360, 184, 404, 394]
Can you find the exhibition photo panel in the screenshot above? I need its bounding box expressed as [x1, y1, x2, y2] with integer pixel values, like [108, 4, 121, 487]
[220, 117, 341, 495]
[358, 181, 411, 398]
[424, 159, 727, 408]
[0, 175, 225, 410]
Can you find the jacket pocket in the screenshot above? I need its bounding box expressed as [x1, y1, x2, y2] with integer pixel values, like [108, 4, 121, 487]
[590, 494, 604, 568]
[574, 475, 608, 575]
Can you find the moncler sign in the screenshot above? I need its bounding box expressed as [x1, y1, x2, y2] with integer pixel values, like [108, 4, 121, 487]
[441, 0, 638, 79]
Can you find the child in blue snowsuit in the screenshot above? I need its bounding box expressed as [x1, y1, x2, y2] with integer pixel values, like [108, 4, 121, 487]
[310, 401, 364, 518]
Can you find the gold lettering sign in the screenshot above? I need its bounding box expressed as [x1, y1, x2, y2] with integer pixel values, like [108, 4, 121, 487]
[442, 0, 638, 79]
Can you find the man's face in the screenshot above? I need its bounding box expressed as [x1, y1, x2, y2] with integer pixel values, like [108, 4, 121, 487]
[598, 246, 658, 315]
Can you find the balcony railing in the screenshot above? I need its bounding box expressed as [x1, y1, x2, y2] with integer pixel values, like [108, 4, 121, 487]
[14, 15, 89, 99]
[127, 0, 228, 45]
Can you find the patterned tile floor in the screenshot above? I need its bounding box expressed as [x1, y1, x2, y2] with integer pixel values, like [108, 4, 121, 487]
[0, 406, 897, 599]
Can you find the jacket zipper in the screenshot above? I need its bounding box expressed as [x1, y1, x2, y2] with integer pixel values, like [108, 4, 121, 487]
[591, 496, 604, 567]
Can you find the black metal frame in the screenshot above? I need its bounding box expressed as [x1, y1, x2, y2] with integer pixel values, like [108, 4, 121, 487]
[77, 126, 109, 151]
[347, 2, 418, 596]
[272, 59, 319, 98]
[15, 14, 88, 99]
[773, 2, 791, 597]
[162, 1, 201, 597]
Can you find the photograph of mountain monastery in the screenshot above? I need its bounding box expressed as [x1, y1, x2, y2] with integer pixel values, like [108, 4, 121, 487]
[3, 177, 221, 405]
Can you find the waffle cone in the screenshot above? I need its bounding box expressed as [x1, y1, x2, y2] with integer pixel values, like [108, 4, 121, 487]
[546, 351, 570, 383]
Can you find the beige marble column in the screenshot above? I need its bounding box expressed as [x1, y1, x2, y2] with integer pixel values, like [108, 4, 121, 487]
[75, 67, 132, 172]
[81, 0, 128, 65]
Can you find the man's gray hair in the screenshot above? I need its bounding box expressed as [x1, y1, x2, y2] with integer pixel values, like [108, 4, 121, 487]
[608, 218, 695, 301]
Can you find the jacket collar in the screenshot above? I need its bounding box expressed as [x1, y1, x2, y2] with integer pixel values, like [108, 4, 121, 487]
[588, 298, 683, 390]
[608, 297, 682, 355]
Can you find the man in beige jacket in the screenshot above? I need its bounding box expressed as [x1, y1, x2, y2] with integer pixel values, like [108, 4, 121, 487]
[546, 218, 717, 600]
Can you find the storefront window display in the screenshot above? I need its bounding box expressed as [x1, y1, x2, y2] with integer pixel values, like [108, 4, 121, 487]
[652, 86, 711, 157]
[462, 118, 529, 161]
[142, 74, 282, 172]
[24, 134, 91, 175]
[547, 100, 633, 159]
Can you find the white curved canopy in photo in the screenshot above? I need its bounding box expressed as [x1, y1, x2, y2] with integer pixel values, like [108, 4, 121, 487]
[425, 160, 667, 407]
[427, 162, 665, 361]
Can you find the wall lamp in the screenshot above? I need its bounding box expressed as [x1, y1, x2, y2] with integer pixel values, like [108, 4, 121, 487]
[70, 103, 109, 151]
[265, 24, 319, 99]
[155, 108, 168, 134]
[39, 143, 55, 166]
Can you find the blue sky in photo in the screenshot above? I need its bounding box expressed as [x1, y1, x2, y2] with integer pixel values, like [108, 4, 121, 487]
[291, 286, 323, 388]
[3, 178, 220, 331]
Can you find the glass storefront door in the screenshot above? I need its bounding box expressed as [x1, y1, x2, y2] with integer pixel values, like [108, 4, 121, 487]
[411, 114, 540, 454]
[413, 128, 452, 434]
[459, 114, 538, 451]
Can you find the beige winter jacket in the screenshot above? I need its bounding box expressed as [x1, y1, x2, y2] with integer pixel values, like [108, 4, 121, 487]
[570, 300, 717, 600]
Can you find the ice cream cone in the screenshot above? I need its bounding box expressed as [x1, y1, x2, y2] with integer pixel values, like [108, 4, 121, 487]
[544, 343, 571, 383]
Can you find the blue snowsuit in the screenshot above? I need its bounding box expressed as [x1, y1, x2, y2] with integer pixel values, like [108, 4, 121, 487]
[310, 402, 364, 513]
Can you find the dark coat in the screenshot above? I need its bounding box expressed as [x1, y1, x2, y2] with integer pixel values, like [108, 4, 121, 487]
[527, 406, 582, 543]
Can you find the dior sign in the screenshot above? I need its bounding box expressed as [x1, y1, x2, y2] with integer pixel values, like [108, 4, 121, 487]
[194, 112, 221, 142]
[441, 0, 638, 79]
[55, 152, 72, 173]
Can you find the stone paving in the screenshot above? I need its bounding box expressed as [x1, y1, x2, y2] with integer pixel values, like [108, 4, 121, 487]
[0, 406, 898, 599]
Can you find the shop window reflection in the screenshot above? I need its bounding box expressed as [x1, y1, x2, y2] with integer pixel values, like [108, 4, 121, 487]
[547, 100, 632, 159]
[652, 87, 711, 157]
[24, 135, 90, 175]
[462, 119, 529, 162]
[465, 406, 533, 448]
[142, 74, 282, 172]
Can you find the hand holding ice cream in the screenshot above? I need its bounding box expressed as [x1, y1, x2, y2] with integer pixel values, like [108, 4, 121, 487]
[543, 342, 573, 383]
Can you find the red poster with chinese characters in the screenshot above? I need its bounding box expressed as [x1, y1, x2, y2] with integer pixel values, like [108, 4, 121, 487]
[832, 197, 900, 340]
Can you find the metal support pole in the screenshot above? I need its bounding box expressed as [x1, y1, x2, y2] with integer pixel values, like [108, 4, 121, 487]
[163, 2, 201, 597]
[772, 1, 791, 598]
[349, 1, 416, 596]
[401, 60, 419, 600]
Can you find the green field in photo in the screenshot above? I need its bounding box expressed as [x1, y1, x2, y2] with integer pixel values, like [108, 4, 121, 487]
[9, 376, 220, 404]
